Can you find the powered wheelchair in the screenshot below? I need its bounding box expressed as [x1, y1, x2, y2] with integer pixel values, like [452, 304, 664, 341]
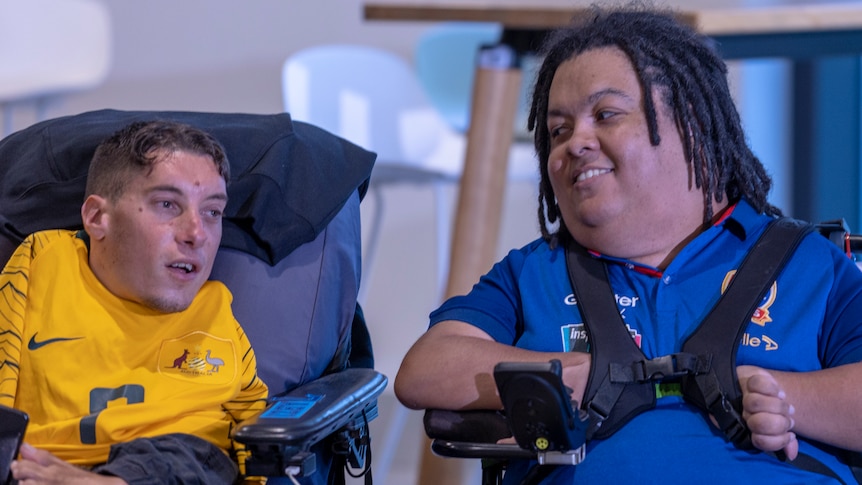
[0, 109, 388, 484]
[422, 220, 862, 485]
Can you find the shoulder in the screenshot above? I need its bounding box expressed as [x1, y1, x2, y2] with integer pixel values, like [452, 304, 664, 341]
[195, 280, 235, 308]
[492, 238, 559, 273]
[11, 229, 82, 264]
[469, 238, 560, 293]
[450, 238, 561, 307]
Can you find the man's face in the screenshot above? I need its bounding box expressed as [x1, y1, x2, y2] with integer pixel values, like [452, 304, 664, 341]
[84, 150, 227, 313]
[545, 46, 711, 266]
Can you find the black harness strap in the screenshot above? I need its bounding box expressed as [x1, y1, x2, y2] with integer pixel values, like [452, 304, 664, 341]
[565, 242, 654, 439]
[565, 218, 812, 442]
[680, 217, 812, 448]
[560, 217, 862, 483]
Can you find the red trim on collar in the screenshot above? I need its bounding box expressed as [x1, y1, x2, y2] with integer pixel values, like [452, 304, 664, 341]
[632, 265, 663, 278]
[583, 202, 739, 279]
[713, 202, 737, 226]
[586, 249, 664, 278]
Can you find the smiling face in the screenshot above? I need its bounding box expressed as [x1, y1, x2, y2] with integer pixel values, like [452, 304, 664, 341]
[545, 46, 723, 267]
[82, 149, 228, 313]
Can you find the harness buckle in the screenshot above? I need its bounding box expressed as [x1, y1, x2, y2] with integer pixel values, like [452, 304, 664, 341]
[633, 353, 699, 381]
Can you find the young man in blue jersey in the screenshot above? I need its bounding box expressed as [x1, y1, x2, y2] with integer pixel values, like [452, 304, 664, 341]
[395, 5, 862, 484]
[2, 121, 268, 484]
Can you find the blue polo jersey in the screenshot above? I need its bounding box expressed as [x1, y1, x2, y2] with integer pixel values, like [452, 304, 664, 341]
[429, 200, 862, 484]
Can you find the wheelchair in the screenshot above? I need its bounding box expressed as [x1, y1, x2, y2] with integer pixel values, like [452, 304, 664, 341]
[422, 221, 862, 485]
[0, 109, 388, 485]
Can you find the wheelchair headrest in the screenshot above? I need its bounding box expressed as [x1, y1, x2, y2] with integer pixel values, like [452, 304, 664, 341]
[0, 109, 376, 264]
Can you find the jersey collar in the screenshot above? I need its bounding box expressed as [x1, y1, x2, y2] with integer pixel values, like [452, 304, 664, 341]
[586, 199, 759, 277]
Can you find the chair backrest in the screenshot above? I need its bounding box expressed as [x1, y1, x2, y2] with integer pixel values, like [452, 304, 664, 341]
[282, 44, 451, 168]
[0, 109, 375, 395]
[210, 191, 362, 391]
[414, 22, 539, 140]
[414, 22, 502, 134]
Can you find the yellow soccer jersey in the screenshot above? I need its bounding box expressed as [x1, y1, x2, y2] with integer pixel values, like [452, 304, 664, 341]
[0, 230, 268, 465]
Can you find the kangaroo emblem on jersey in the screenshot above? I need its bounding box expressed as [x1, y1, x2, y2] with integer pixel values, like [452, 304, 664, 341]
[169, 349, 189, 369]
[158, 331, 236, 383]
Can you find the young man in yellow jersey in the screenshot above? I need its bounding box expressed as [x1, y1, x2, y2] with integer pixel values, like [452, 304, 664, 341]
[1, 120, 269, 484]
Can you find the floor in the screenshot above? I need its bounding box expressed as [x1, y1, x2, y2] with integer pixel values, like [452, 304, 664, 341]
[346, 393, 483, 485]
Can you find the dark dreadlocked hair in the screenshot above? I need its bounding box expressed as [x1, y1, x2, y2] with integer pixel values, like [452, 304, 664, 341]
[527, 3, 781, 243]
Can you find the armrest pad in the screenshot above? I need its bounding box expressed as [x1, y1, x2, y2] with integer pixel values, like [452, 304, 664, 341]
[424, 408, 511, 443]
[233, 368, 387, 448]
[425, 409, 535, 462]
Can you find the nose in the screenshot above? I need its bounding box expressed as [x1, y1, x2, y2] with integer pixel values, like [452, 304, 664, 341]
[566, 121, 599, 158]
[178, 210, 207, 247]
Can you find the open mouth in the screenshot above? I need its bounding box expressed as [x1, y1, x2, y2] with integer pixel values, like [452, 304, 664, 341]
[576, 168, 613, 183]
[170, 262, 196, 274]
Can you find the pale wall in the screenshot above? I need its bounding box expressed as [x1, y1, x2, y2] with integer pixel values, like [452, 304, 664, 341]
[2, 2, 540, 483]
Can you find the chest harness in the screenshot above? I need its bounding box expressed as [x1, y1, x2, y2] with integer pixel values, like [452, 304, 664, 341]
[565, 217, 859, 484]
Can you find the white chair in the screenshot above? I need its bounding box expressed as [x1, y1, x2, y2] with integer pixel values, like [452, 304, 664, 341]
[283, 43, 540, 302]
[282, 44, 539, 483]
[282, 44, 464, 306]
[0, 0, 112, 136]
[283, 43, 463, 485]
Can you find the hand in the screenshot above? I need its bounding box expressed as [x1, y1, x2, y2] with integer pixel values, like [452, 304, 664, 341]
[737, 365, 798, 460]
[11, 443, 128, 485]
[561, 353, 592, 407]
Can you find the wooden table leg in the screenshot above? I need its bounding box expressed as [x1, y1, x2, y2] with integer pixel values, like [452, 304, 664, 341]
[416, 45, 523, 485]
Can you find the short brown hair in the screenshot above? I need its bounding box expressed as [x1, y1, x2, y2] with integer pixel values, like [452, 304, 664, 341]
[85, 120, 230, 201]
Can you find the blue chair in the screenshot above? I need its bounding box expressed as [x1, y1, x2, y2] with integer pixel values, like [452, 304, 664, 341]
[414, 22, 502, 134]
[414, 22, 540, 174]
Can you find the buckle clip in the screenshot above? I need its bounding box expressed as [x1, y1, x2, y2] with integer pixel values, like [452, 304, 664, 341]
[634, 353, 699, 381]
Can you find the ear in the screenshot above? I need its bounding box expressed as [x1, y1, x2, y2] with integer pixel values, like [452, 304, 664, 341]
[81, 195, 109, 240]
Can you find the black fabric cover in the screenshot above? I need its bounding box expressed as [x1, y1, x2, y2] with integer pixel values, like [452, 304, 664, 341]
[92, 433, 238, 485]
[0, 109, 376, 265]
[210, 191, 362, 394]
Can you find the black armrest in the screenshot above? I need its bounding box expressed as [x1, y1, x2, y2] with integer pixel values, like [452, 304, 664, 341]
[425, 408, 586, 466]
[424, 408, 511, 443]
[423, 361, 589, 468]
[233, 367, 387, 477]
[425, 409, 535, 461]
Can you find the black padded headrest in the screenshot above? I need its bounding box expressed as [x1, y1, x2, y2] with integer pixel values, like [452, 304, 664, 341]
[0, 109, 376, 264]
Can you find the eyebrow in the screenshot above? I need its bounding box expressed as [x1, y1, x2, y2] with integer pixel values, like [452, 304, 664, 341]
[547, 87, 636, 119]
[147, 185, 229, 203]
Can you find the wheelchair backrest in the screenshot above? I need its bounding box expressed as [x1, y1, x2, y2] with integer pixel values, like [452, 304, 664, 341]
[0, 109, 376, 395]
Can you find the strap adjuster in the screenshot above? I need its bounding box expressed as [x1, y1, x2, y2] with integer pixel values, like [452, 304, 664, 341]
[697, 375, 752, 449]
[611, 353, 705, 383]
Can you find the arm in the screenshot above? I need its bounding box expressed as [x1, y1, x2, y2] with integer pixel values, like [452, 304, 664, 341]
[0, 235, 36, 407]
[223, 320, 269, 423]
[394, 320, 591, 411]
[223, 321, 269, 478]
[14, 434, 240, 485]
[738, 362, 862, 458]
[740, 244, 862, 457]
[12, 443, 127, 485]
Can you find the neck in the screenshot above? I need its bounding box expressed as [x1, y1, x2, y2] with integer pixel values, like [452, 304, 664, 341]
[650, 198, 732, 270]
[574, 198, 731, 270]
